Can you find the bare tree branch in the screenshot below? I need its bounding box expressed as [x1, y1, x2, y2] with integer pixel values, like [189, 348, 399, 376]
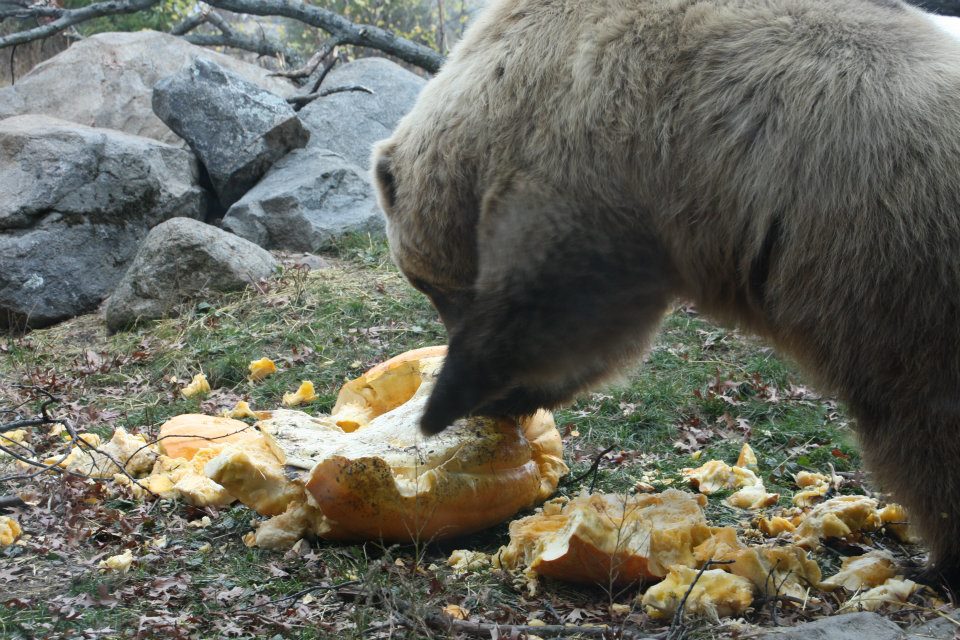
[271, 35, 340, 80]
[169, 8, 212, 36]
[286, 83, 372, 108]
[0, 0, 159, 49]
[170, 9, 302, 66]
[202, 0, 444, 73]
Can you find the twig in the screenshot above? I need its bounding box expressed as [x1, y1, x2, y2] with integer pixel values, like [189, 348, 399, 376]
[233, 579, 360, 612]
[286, 84, 373, 107]
[391, 607, 658, 639]
[0, 395, 157, 495]
[271, 35, 340, 80]
[667, 559, 734, 640]
[0, 0, 160, 49]
[564, 445, 616, 492]
[0, 417, 49, 434]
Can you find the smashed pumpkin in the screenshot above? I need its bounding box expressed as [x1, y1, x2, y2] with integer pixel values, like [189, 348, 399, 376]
[494, 490, 716, 586]
[157, 415, 260, 460]
[162, 347, 568, 545]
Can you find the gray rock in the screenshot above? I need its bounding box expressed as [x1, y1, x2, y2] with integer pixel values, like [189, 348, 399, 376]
[222, 146, 383, 252]
[756, 612, 904, 640]
[298, 57, 425, 169]
[904, 611, 960, 639]
[0, 31, 295, 146]
[0, 115, 206, 329]
[152, 58, 309, 208]
[105, 218, 277, 332]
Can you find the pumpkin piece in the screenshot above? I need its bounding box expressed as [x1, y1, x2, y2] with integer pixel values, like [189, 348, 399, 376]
[794, 496, 880, 548]
[181, 373, 211, 398]
[332, 345, 447, 420]
[683, 460, 762, 494]
[822, 551, 898, 591]
[735, 443, 758, 470]
[792, 471, 832, 507]
[878, 503, 920, 543]
[77, 432, 101, 448]
[126, 452, 234, 507]
[725, 485, 779, 510]
[442, 604, 469, 620]
[1, 429, 28, 446]
[203, 432, 304, 516]
[282, 381, 318, 407]
[157, 414, 259, 460]
[44, 427, 156, 478]
[248, 358, 278, 382]
[692, 529, 821, 599]
[723, 546, 822, 599]
[172, 472, 234, 507]
[793, 485, 830, 508]
[640, 565, 755, 620]
[222, 400, 269, 421]
[757, 516, 797, 537]
[0, 516, 21, 546]
[448, 549, 492, 574]
[99, 549, 134, 572]
[795, 471, 831, 488]
[244, 502, 329, 549]
[494, 490, 714, 585]
[692, 527, 743, 562]
[837, 578, 920, 612]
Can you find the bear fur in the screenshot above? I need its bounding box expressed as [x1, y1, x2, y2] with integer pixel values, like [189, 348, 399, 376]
[372, 0, 960, 581]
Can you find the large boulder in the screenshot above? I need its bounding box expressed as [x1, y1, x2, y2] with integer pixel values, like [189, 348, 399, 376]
[298, 58, 425, 170]
[105, 218, 278, 332]
[756, 612, 903, 640]
[221, 146, 382, 252]
[0, 115, 206, 329]
[153, 58, 310, 208]
[0, 31, 295, 145]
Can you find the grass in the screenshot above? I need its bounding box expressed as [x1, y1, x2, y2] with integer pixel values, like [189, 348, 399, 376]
[0, 233, 926, 639]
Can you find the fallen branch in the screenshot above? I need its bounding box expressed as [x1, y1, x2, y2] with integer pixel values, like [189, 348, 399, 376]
[203, 0, 444, 73]
[0, 494, 25, 512]
[286, 84, 373, 108]
[233, 579, 360, 612]
[422, 611, 661, 640]
[0, 0, 159, 49]
[389, 603, 659, 640]
[271, 36, 341, 80]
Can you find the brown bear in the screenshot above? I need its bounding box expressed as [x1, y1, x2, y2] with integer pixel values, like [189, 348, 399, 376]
[372, 0, 960, 582]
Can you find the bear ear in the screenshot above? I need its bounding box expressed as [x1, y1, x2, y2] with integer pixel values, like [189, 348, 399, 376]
[371, 142, 398, 215]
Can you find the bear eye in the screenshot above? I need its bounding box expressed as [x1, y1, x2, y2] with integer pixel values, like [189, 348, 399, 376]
[374, 154, 397, 212]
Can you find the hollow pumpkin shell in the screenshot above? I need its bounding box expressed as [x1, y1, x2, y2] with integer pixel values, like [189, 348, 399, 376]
[208, 347, 568, 542]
